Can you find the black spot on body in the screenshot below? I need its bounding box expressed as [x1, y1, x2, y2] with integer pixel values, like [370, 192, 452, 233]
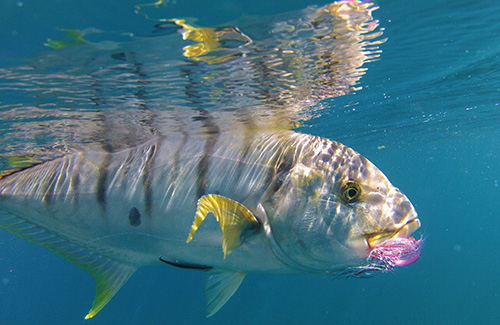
[128, 207, 141, 227]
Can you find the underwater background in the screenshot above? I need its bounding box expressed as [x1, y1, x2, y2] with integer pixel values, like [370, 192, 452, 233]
[1, 0, 499, 324]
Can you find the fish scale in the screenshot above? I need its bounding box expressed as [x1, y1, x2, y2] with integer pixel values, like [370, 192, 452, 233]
[0, 129, 420, 317]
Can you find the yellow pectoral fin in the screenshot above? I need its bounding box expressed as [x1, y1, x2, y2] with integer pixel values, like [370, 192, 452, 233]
[187, 194, 260, 258]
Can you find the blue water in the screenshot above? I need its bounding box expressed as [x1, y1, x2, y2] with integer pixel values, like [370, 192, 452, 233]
[1, 0, 500, 324]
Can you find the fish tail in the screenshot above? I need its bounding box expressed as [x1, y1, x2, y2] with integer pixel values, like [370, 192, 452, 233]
[0, 211, 137, 319]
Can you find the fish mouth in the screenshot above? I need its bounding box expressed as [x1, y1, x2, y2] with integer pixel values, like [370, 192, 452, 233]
[366, 218, 421, 249]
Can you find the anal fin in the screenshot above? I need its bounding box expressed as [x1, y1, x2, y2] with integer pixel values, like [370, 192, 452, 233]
[187, 194, 260, 258]
[205, 269, 246, 317]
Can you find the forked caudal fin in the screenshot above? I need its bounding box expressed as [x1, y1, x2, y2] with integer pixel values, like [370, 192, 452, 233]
[0, 212, 137, 319]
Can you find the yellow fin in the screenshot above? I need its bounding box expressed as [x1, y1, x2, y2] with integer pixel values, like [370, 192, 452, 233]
[84, 262, 136, 319]
[0, 213, 136, 319]
[187, 194, 259, 258]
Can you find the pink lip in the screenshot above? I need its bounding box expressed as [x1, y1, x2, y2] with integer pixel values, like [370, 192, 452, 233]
[369, 236, 423, 269]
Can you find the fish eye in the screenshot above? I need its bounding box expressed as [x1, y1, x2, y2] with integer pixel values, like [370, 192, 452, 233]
[341, 180, 362, 203]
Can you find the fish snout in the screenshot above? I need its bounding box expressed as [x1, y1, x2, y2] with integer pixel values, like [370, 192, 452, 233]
[366, 189, 420, 248]
[388, 187, 418, 224]
[391, 188, 420, 234]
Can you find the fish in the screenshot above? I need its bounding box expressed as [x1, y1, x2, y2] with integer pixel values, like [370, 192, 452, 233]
[0, 129, 421, 318]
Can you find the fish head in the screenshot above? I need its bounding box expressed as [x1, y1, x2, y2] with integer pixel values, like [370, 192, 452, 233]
[261, 138, 420, 273]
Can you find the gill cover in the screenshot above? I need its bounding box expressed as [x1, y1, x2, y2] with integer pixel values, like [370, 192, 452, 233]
[262, 139, 417, 274]
[262, 160, 346, 273]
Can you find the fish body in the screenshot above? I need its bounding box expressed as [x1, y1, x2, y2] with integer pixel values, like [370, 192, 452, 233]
[0, 129, 420, 317]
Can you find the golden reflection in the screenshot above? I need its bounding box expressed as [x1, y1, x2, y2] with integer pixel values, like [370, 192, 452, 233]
[2, 1, 385, 160]
[172, 19, 252, 64]
[44, 29, 87, 49]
